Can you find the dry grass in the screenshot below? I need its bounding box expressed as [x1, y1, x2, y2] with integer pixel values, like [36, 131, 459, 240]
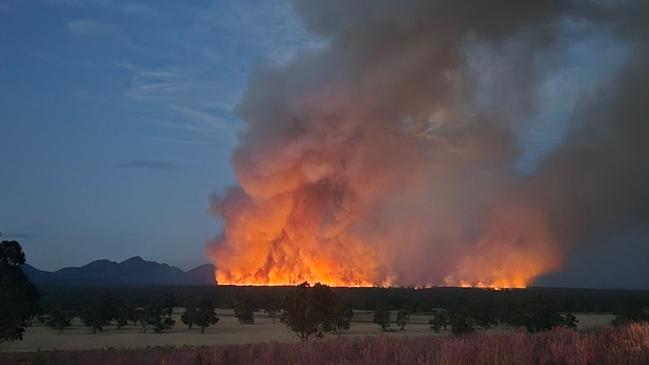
[0, 310, 613, 353]
[1, 323, 647, 365]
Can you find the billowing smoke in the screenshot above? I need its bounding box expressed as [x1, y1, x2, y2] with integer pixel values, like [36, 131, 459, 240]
[533, 2, 649, 249]
[208, 1, 649, 287]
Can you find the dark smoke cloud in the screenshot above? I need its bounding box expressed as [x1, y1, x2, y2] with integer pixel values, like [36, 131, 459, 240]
[209, 0, 649, 287]
[533, 1, 649, 245]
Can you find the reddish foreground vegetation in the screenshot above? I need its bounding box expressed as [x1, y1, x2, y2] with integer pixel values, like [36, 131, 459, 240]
[3, 324, 649, 365]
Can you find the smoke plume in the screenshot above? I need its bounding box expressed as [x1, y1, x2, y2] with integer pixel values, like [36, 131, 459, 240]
[208, 1, 649, 287]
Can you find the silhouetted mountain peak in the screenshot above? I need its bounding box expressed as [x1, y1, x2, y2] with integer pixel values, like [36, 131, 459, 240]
[85, 259, 115, 266]
[22, 258, 217, 287]
[188, 263, 216, 272]
[121, 256, 145, 264]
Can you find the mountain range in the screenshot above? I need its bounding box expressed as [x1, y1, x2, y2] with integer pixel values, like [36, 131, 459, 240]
[22, 257, 216, 287]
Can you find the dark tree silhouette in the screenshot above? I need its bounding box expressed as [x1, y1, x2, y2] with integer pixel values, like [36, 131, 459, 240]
[429, 309, 449, 332]
[563, 312, 579, 329]
[396, 309, 410, 330]
[115, 304, 135, 330]
[79, 295, 118, 334]
[264, 300, 282, 324]
[281, 282, 349, 341]
[465, 303, 498, 329]
[507, 297, 565, 332]
[449, 310, 476, 335]
[373, 306, 391, 331]
[334, 304, 354, 334]
[234, 297, 255, 324]
[45, 308, 73, 332]
[133, 307, 147, 333]
[194, 298, 219, 333]
[0, 240, 40, 343]
[145, 295, 175, 333]
[181, 305, 197, 330]
[311, 283, 343, 336]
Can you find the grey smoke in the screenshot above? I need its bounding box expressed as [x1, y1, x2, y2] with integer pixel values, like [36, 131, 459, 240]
[209, 0, 649, 287]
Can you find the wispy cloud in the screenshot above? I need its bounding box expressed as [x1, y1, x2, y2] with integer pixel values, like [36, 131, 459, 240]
[198, 0, 326, 65]
[116, 62, 186, 101]
[115, 62, 237, 140]
[118, 160, 178, 171]
[67, 19, 118, 35]
[145, 136, 207, 145]
[146, 119, 211, 134]
[170, 105, 230, 131]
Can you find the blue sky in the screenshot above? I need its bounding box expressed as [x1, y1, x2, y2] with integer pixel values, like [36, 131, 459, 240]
[0, 0, 319, 270]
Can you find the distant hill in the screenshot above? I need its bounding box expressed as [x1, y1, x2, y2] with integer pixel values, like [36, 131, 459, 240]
[21, 257, 216, 287]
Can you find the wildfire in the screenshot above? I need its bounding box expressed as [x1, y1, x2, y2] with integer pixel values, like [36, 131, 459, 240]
[210, 185, 389, 287]
[205, 2, 567, 290]
[210, 173, 563, 287]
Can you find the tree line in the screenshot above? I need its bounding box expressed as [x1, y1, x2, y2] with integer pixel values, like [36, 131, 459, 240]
[3, 239, 649, 343]
[37, 283, 354, 341]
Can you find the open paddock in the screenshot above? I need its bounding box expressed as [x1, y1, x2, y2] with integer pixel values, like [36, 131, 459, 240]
[1, 323, 646, 365]
[0, 309, 614, 353]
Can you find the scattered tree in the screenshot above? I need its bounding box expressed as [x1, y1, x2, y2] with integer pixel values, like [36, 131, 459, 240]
[133, 307, 147, 333]
[333, 304, 354, 334]
[449, 310, 476, 335]
[282, 282, 319, 340]
[194, 298, 219, 333]
[145, 295, 175, 333]
[466, 303, 497, 329]
[311, 283, 345, 336]
[145, 306, 175, 333]
[396, 309, 410, 330]
[429, 309, 449, 332]
[115, 303, 135, 330]
[507, 297, 564, 332]
[264, 300, 282, 324]
[0, 240, 40, 343]
[79, 295, 118, 334]
[45, 308, 73, 332]
[281, 282, 350, 341]
[373, 306, 391, 331]
[234, 297, 255, 324]
[181, 306, 197, 330]
[563, 312, 578, 329]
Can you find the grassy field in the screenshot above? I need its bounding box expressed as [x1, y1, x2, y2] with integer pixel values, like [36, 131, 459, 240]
[0, 309, 615, 353]
[1, 323, 646, 365]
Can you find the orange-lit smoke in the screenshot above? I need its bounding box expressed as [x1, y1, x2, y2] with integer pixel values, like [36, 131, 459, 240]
[206, 1, 587, 288]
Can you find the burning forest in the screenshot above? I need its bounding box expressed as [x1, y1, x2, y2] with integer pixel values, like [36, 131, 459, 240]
[207, 1, 649, 288]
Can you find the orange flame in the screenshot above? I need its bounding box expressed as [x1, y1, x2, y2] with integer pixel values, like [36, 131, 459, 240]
[210, 187, 389, 287]
[209, 186, 561, 288]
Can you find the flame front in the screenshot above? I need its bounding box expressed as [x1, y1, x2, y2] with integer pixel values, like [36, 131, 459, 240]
[211, 183, 388, 287]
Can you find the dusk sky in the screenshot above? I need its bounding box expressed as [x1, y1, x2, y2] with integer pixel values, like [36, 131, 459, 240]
[1, 1, 648, 289]
[1, 0, 322, 270]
